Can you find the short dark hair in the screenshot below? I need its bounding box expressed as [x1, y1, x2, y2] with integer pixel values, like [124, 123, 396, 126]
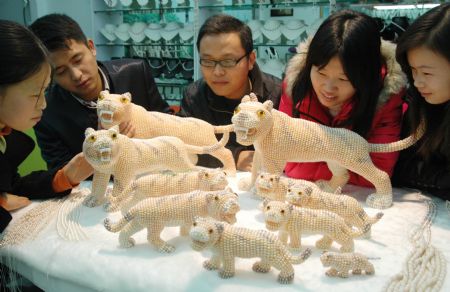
[196, 14, 253, 55]
[396, 3, 450, 160]
[29, 13, 88, 52]
[291, 9, 382, 138]
[0, 20, 48, 91]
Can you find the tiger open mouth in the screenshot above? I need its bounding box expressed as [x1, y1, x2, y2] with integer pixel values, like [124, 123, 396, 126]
[99, 110, 114, 124]
[99, 147, 112, 162]
[191, 239, 207, 251]
[265, 220, 281, 231]
[234, 126, 256, 140]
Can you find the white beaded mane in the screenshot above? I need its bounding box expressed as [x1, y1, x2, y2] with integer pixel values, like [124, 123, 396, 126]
[232, 93, 423, 209]
[97, 91, 236, 175]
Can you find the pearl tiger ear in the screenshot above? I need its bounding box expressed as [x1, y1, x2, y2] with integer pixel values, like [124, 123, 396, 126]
[85, 127, 96, 137]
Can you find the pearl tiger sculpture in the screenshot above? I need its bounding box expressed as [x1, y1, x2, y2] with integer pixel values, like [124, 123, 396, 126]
[106, 169, 229, 213]
[82, 126, 229, 207]
[320, 251, 375, 278]
[286, 183, 383, 238]
[96, 90, 236, 175]
[231, 93, 423, 209]
[255, 173, 318, 201]
[104, 188, 240, 253]
[189, 216, 312, 284]
[263, 201, 369, 252]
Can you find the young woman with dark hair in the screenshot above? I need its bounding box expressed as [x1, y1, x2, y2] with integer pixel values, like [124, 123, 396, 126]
[0, 20, 92, 233]
[393, 3, 450, 199]
[279, 9, 407, 187]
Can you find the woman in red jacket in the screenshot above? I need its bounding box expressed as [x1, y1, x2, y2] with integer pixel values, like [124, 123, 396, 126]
[279, 10, 407, 187]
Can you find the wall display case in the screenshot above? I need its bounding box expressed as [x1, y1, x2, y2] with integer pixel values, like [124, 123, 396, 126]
[91, 0, 441, 106]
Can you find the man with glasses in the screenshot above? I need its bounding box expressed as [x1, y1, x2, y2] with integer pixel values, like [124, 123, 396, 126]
[179, 14, 282, 171]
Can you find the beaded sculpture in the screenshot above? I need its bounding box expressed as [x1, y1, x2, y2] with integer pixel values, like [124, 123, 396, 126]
[286, 183, 383, 238]
[189, 216, 312, 284]
[231, 93, 422, 209]
[320, 251, 375, 278]
[255, 173, 318, 201]
[104, 188, 240, 253]
[263, 201, 369, 252]
[107, 169, 229, 213]
[82, 126, 229, 207]
[97, 90, 236, 175]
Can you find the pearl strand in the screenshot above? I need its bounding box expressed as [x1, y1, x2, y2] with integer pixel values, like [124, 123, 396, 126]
[0, 199, 63, 247]
[384, 195, 446, 292]
[56, 188, 89, 241]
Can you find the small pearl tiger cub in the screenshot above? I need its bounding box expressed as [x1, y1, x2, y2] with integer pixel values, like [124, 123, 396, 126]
[263, 201, 369, 252]
[189, 216, 312, 284]
[286, 183, 383, 238]
[320, 251, 375, 278]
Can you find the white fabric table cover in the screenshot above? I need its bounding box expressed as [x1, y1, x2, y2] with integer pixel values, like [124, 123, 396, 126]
[1, 172, 449, 292]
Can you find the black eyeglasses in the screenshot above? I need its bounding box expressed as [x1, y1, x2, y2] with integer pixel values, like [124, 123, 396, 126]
[199, 53, 249, 68]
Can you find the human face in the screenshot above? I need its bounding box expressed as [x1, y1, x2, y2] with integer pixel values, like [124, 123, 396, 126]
[50, 39, 102, 101]
[0, 63, 50, 131]
[199, 32, 256, 100]
[407, 46, 450, 105]
[310, 56, 356, 113]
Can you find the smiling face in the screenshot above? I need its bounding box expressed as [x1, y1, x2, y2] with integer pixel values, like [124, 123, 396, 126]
[50, 39, 102, 101]
[199, 32, 256, 100]
[407, 46, 450, 105]
[310, 56, 356, 113]
[0, 63, 50, 131]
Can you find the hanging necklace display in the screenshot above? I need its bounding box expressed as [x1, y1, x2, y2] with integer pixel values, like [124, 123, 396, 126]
[120, 0, 133, 7]
[114, 23, 131, 42]
[161, 0, 172, 8]
[144, 22, 162, 42]
[129, 22, 147, 43]
[260, 58, 285, 79]
[260, 19, 282, 44]
[281, 19, 307, 45]
[179, 23, 194, 43]
[161, 22, 181, 43]
[103, 0, 118, 7]
[177, 0, 189, 7]
[180, 58, 194, 80]
[137, 0, 149, 7]
[100, 24, 117, 43]
[247, 19, 263, 44]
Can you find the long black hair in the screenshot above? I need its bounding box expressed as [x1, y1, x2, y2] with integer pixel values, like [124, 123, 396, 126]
[291, 10, 382, 137]
[396, 3, 450, 161]
[0, 20, 48, 92]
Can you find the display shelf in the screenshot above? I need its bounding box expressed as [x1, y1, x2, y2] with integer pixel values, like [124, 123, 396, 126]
[96, 42, 194, 47]
[199, 1, 332, 10]
[94, 6, 193, 13]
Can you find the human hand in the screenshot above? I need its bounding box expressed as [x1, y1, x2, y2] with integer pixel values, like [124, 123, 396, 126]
[119, 120, 136, 138]
[237, 150, 254, 172]
[0, 193, 31, 211]
[63, 153, 94, 186]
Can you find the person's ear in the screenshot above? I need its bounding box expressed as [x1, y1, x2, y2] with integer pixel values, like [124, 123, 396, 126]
[87, 39, 97, 57]
[248, 50, 256, 71]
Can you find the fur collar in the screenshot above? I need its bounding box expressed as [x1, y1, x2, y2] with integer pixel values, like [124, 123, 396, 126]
[284, 39, 406, 108]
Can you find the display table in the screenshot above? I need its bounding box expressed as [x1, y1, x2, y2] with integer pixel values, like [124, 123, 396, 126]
[1, 173, 449, 292]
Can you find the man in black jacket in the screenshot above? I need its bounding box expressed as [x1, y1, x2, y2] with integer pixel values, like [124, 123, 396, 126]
[178, 14, 282, 171]
[30, 14, 171, 170]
